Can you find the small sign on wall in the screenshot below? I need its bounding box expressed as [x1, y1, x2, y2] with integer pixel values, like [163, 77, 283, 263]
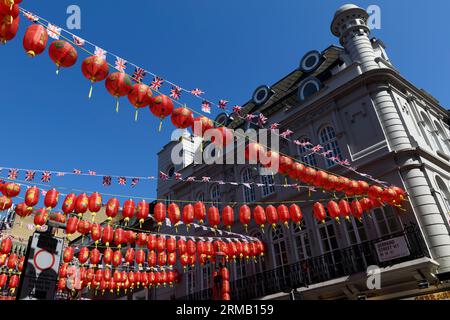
[375, 236, 411, 262]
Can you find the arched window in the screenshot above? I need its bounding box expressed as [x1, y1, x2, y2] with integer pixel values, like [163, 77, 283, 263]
[436, 176, 450, 213]
[293, 223, 311, 260]
[196, 192, 205, 203]
[242, 169, 256, 203]
[297, 137, 318, 167]
[271, 225, 288, 266]
[167, 166, 175, 178]
[319, 126, 343, 168]
[435, 121, 450, 153]
[421, 112, 441, 151]
[210, 186, 220, 208]
[261, 174, 275, 197]
[372, 206, 401, 237]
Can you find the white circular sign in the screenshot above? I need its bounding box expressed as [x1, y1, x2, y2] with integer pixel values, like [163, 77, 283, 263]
[34, 249, 55, 271]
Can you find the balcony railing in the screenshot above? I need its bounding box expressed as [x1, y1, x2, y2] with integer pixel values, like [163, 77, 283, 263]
[179, 223, 429, 300]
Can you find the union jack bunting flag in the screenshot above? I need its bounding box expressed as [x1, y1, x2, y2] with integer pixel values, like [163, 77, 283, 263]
[88, 171, 97, 176]
[118, 177, 127, 186]
[103, 176, 112, 186]
[310, 145, 323, 153]
[25, 170, 35, 182]
[150, 77, 164, 90]
[191, 88, 204, 97]
[269, 123, 280, 130]
[201, 101, 211, 114]
[73, 36, 85, 47]
[174, 173, 183, 180]
[170, 86, 182, 100]
[8, 169, 18, 180]
[115, 57, 127, 73]
[280, 129, 294, 139]
[41, 171, 51, 183]
[24, 11, 39, 22]
[232, 105, 242, 115]
[186, 177, 196, 182]
[340, 159, 350, 166]
[245, 114, 256, 122]
[218, 100, 228, 110]
[201, 177, 211, 182]
[131, 178, 140, 187]
[132, 67, 147, 83]
[258, 113, 268, 126]
[159, 172, 169, 181]
[47, 23, 61, 40]
[94, 47, 107, 60]
[73, 169, 82, 175]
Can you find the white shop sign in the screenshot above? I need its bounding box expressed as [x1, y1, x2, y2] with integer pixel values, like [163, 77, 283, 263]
[375, 236, 410, 262]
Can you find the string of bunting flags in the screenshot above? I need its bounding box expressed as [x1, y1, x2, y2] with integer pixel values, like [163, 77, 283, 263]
[16, 7, 387, 187]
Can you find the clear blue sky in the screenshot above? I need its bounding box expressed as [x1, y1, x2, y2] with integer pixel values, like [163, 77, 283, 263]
[1, 0, 448, 202]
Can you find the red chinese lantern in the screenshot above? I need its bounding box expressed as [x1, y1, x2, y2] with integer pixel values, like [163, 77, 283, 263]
[63, 247, 74, 263]
[106, 197, 120, 222]
[44, 188, 59, 210]
[186, 240, 196, 256]
[158, 251, 167, 266]
[182, 204, 194, 230]
[156, 236, 166, 252]
[128, 83, 153, 121]
[6, 253, 17, 271]
[211, 127, 233, 148]
[177, 239, 187, 255]
[192, 116, 214, 137]
[136, 233, 148, 247]
[74, 193, 89, 218]
[48, 40, 78, 74]
[3, 182, 20, 198]
[91, 223, 101, 246]
[278, 156, 294, 176]
[66, 216, 79, 236]
[0, 2, 18, 24]
[0, 13, 19, 44]
[245, 143, 264, 162]
[62, 193, 76, 215]
[135, 249, 146, 268]
[338, 200, 351, 221]
[222, 206, 234, 231]
[335, 176, 349, 192]
[189, 254, 197, 267]
[171, 107, 194, 129]
[253, 205, 266, 231]
[125, 230, 136, 245]
[81, 55, 109, 98]
[102, 225, 114, 247]
[113, 228, 125, 248]
[314, 171, 329, 188]
[208, 206, 221, 229]
[381, 188, 397, 205]
[50, 212, 66, 224]
[18, 256, 25, 272]
[78, 247, 90, 265]
[327, 201, 340, 222]
[22, 24, 48, 57]
[147, 251, 156, 267]
[105, 72, 133, 112]
[289, 204, 303, 227]
[0, 237, 12, 255]
[14, 203, 32, 217]
[194, 201, 206, 225]
[8, 274, 19, 294]
[197, 241, 205, 257]
[324, 175, 338, 191]
[136, 200, 149, 227]
[0, 273, 7, 289]
[239, 205, 251, 232]
[77, 220, 91, 236]
[277, 205, 290, 227]
[357, 181, 370, 195]
[154, 202, 166, 228]
[313, 202, 327, 224]
[88, 192, 102, 221]
[392, 186, 407, 204]
[263, 151, 280, 170]
[112, 250, 122, 268]
[351, 200, 363, 221]
[266, 205, 278, 229]
[90, 248, 101, 266]
[125, 248, 135, 265]
[345, 180, 360, 197]
[168, 203, 181, 230]
[289, 162, 306, 181]
[166, 237, 176, 253]
[368, 186, 383, 200]
[147, 234, 156, 252]
[122, 199, 136, 225]
[302, 167, 317, 185]
[34, 208, 48, 228]
[149, 94, 174, 131]
[103, 248, 113, 266]
[0, 196, 12, 211]
[360, 198, 373, 212]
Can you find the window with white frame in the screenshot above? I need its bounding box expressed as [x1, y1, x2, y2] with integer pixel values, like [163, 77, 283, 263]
[436, 176, 450, 213]
[435, 121, 450, 154]
[235, 258, 247, 279]
[210, 186, 220, 208]
[242, 168, 256, 203]
[344, 217, 368, 245]
[318, 218, 339, 253]
[261, 174, 275, 197]
[201, 261, 212, 290]
[319, 126, 343, 168]
[297, 137, 318, 167]
[421, 112, 441, 151]
[271, 225, 288, 266]
[293, 223, 311, 260]
[372, 206, 401, 237]
[186, 268, 196, 294]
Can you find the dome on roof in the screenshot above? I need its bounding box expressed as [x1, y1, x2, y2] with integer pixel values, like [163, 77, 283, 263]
[334, 4, 362, 18]
[331, 4, 369, 37]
